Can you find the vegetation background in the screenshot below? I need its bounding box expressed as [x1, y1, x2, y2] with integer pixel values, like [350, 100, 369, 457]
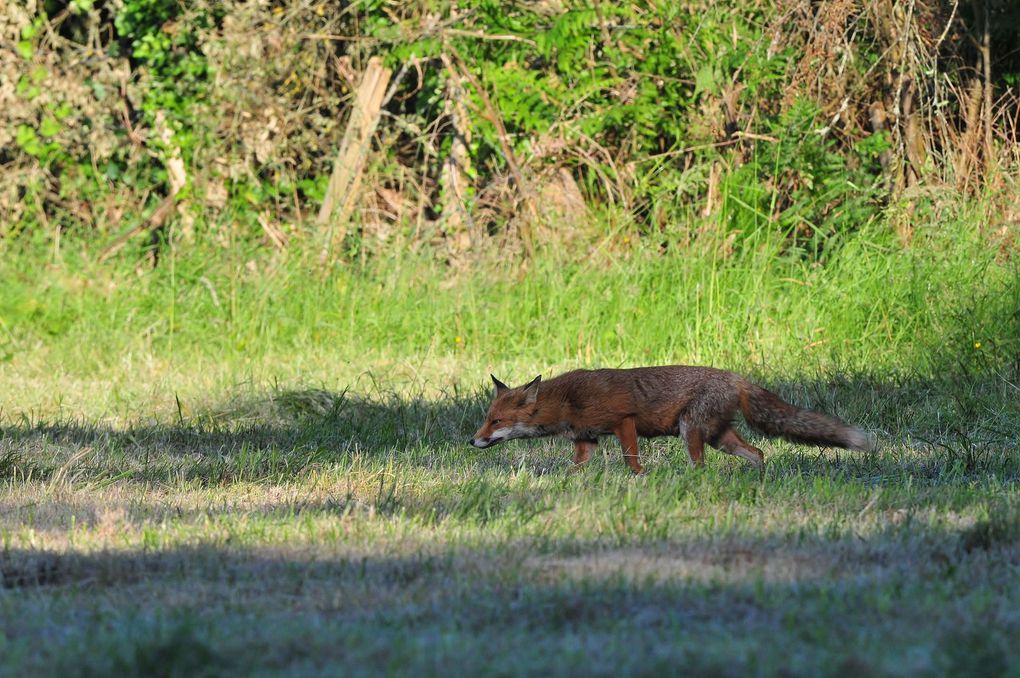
[1, 0, 1019, 674]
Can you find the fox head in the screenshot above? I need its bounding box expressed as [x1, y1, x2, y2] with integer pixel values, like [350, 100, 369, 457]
[469, 374, 542, 448]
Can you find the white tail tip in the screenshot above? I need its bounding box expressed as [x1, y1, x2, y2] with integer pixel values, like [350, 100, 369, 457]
[847, 428, 877, 452]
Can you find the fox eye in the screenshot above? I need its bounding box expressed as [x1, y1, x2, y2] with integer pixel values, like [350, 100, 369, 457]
[491, 418, 502, 425]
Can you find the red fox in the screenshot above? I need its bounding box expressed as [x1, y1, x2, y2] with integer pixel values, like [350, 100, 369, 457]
[469, 367, 875, 473]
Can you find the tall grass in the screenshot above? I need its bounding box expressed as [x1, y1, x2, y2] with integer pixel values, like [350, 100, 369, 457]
[1, 208, 1015, 426]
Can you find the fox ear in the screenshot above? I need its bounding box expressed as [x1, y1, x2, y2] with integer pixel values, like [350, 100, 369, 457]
[491, 374, 509, 394]
[521, 375, 542, 404]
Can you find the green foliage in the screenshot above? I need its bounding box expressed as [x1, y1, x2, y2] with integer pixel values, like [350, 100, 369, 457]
[382, 5, 779, 172]
[722, 99, 889, 250]
[113, 0, 215, 155]
[0, 0, 1014, 263]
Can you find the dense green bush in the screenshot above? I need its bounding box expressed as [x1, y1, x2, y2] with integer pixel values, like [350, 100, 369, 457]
[0, 1, 1016, 261]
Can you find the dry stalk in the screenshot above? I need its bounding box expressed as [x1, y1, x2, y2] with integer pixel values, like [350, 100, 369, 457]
[447, 46, 538, 257]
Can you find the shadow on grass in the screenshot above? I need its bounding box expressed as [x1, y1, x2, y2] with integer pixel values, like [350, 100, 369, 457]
[0, 388, 490, 481]
[1, 367, 1018, 484]
[2, 517, 1020, 674]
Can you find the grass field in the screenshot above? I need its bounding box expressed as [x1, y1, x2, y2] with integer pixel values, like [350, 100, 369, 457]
[2, 214, 1019, 675]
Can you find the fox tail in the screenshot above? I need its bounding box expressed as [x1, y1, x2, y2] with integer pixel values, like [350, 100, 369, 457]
[738, 383, 875, 451]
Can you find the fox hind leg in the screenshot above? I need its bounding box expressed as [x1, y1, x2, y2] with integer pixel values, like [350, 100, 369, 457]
[714, 428, 764, 469]
[682, 426, 705, 467]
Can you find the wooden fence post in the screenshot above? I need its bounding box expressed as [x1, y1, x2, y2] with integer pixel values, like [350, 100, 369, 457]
[318, 57, 392, 261]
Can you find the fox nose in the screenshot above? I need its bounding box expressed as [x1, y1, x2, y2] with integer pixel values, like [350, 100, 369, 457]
[467, 438, 475, 446]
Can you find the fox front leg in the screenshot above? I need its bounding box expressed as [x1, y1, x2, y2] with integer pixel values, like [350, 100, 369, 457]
[614, 416, 644, 474]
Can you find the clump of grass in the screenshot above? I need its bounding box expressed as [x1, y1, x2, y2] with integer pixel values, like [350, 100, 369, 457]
[0, 551, 64, 589]
[0, 448, 26, 480]
[941, 627, 1010, 677]
[959, 501, 1020, 553]
[94, 619, 229, 678]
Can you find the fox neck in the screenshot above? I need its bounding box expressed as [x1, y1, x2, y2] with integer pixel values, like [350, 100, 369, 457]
[517, 388, 571, 436]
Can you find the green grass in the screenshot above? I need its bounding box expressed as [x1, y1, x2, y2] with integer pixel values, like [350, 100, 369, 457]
[1, 209, 1019, 674]
[2, 393, 1019, 675]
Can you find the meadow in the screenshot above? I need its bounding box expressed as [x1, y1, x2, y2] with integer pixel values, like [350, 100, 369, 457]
[2, 209, 1019, 675]
[3, 1, 1020, 673]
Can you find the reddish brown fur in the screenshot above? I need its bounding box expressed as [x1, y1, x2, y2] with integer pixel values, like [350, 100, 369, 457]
[470, 367, 874, 473]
